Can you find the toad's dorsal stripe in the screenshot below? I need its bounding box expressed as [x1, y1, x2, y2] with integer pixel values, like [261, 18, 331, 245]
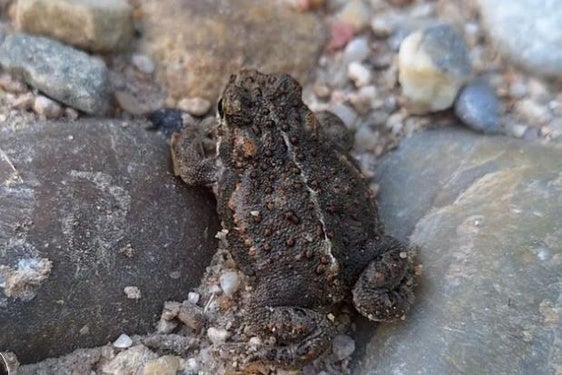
[279, 131, 339, 275]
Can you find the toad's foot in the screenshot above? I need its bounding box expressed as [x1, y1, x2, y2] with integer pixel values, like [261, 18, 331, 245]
[352, 236, 415, 321]
[245, 306, 334, 369]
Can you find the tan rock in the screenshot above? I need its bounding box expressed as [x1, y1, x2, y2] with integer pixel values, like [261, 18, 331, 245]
[15, 0, 133, 52]
[143, 356, 181, 375]
[138, 0, 326, 101]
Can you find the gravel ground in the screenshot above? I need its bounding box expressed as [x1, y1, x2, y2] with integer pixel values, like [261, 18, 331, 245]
[1, 0, 561, 374]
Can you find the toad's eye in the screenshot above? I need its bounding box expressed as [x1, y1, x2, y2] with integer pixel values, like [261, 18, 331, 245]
[217, 98, 225, 118]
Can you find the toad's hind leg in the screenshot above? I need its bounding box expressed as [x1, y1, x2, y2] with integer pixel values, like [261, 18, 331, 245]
[352, 236, 415, 322]
[246, 306, 335, 368]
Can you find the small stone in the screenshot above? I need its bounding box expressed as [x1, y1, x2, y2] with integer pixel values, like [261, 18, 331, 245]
[11, 92, 34, 110]
[156, 319, 177, 334]
[336, 0, 371, 31]
[123, 286, 141, 300]
[0, 33, 110, 115]
[187, 291, 200, 305]
[332, 334, 355, 360]
[398, 24, 471, 114]
[177, 97, 212, 117]
[349, 85, 377, 114]
[219, 271, 242, 296]
[101, 345, 157, 375]
[131, 53, 156, 74]
[185, 358, 200, 373]
[313, 83, 331, 100]
[454, 80, 501, 134]
[177, 302, 204, 332]
[113, 334, 133, 349]
[65, 107, 79, 120]
[327, 21, 356, 51]
[147, 108, 184, 137]
[0, 72, 28, 93]
[516, 99, 552, 125]
[355, 125, 378, 151]
[504, 123, 528, 138]
[143, 355, 180, 375]
[33, 95, 63, 119]
[344, 37, 370, 63]
[348, 62, 372, 87]
[207, 327, 230, 345]
[329, 103, 358, 128]
[15, 0, 134, 52]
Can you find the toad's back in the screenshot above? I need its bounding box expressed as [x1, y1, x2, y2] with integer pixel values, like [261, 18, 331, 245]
[215, 71, 382, 309]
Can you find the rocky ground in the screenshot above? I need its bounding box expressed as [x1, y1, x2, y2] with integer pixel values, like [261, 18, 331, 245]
[0, 0, 560, 374]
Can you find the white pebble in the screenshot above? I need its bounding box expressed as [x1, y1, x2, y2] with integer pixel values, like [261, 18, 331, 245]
[188, 291, 200, 304]
[113, 333, 133, 349]
[337, 0, 371, 31]
[123, 286, 141, 299]
[348, 62, 372, 87]
[219, 271, 241, 296]
[332, 334, 355, 360]
[177, 97, 212, 116]
[186, 358, 200, 372]
[131, 53, 156, 74]
[207, 327, 229, 345]
[344, 37, 370, 63]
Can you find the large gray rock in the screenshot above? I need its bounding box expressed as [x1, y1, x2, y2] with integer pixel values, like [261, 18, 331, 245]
[477, 0, 562, 77]
[0, 119, 220, 364]
[354, 129, 561, 374]
[0, 34, 110, 115]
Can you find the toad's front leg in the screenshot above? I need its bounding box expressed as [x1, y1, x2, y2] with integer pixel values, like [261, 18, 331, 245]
[171, 130, 218, 186]
[245, 306, 335, 369]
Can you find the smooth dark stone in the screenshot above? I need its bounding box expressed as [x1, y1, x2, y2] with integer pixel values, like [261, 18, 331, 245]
[0, 119, 220, 364]
[354, 128, 561, 374]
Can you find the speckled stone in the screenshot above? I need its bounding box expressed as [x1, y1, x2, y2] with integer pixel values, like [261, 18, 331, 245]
[0, 119, 219, 364]
[355, 128, 562, 374]
[0, 34, 110, 115]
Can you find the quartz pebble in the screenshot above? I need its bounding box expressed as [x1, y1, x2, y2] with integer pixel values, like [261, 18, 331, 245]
[454, 80, 501, 134]
[332, 334, 356, 360]
[207, 327, 229, 345]
[131, 53, 156, 74]
[219, 271, 241, 296]
[398, 24, 471, 113]
[187, 291, 200, 305]
[344, 37, 370, 63]
[347, 62, 372, 87]
[113, 334, 133, 349]
[177, 97, 212, 116]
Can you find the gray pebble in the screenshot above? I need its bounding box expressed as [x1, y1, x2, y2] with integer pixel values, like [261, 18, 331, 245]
[113, 334, 133, 349]
[131, 53, 156, 74]
[344, 37, 370, 63]
[454, 80, 501, 134]
[332, 334, 355, 360]
[219, 271, 241, 296]
[0, 33, 110, 115]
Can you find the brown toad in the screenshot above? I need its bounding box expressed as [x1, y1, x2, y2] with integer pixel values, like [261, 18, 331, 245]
[171, 70, 414, 368]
